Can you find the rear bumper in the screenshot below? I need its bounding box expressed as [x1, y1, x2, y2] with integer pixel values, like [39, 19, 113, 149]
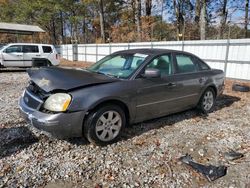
[19, 97, 85, 138]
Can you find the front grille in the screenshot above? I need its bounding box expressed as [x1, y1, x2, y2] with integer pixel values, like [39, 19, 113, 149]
[23, 90, 43, 110]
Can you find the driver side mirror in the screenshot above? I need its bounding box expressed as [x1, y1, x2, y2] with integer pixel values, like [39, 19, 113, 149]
[143, 68, 161, 78]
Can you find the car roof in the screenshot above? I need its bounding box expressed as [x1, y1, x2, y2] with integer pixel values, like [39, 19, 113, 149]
[6, 43, 54, 46]
[112, 48, 194, 56]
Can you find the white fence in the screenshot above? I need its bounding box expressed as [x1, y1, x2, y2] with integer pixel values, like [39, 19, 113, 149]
[61, 39, 250, 80]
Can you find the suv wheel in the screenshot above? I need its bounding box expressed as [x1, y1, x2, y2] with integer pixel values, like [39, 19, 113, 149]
[84, 105, 126, 145]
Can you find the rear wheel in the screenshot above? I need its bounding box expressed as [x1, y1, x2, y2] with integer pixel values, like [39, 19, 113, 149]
[198, 88, 215, 114]
[84, 105, 126, 145]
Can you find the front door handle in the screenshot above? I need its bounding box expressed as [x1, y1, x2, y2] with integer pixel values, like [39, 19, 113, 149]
[16, 55, 22, 57]
[167, 82, 176, 87]
[199, 77, 206, 83]
[36, 55, 41, 57]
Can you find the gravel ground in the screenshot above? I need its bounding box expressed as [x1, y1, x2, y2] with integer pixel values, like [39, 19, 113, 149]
[0, 68, 250, 188]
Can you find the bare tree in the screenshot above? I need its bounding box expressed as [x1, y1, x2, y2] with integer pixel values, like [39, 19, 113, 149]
[145, 0, 152, 16]
[219, 0, 228, 39]
[99, 0, 105, 42]
[245, 0, 249, 37]
[200, 0, 207, 40]
[173, 0, 184, 40]
[135, 0, 142, 41]
[195, 0, 201, 24]
[60, 11, 64, 44]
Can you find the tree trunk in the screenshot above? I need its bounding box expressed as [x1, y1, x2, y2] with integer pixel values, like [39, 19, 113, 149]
[195, 0, 201, 24]
[99, 0, 105, 43]
[219, 0, 228, 39]
[173, 0, 184, 41]
[160, 0, 164, 40]
[83, 16, 86, 43]
[145, 0, 152, 16]
[173, 0, 179, 40]
[245, 0, 249, 38]
[131, 1, 136, 24]
[194, 0, 201, 40]
[200, 0, 207, 40]
[52, 17, 57, 45]
[135, 0, 142, 41]
[60, 11, 64, 44]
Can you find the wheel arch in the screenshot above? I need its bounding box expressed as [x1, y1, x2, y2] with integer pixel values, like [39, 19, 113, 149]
[197, 84, 217, 106]
[206, 84, 217, 97]
[86, 99, 131, 126]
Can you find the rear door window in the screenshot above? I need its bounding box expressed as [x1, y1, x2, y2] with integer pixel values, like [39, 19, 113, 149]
[23, 45, 39, 53]
[195, 57, 210, 70]
[175, 54, 198, 73]
[42, 46, 53, 53]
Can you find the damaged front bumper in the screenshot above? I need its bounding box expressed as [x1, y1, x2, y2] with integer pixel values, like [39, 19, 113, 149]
[19, 96, 85, 138]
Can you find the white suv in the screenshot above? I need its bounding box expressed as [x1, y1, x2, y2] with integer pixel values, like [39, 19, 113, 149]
[0, 43, 60, 67]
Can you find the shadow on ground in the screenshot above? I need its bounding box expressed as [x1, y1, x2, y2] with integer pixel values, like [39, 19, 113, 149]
[121, 94, 240, 140]
[0, 68, 27, 73]
[0, 126, 38, 159]
[64, 94, 240, 145]
[67, 137, 89, 146]
[1, 94, 238, 149]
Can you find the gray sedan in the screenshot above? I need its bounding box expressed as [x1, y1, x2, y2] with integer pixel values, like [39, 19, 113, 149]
[19, 49, 225, 145]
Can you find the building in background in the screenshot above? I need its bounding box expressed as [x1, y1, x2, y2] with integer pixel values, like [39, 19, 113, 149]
[0, 22, 46, 44]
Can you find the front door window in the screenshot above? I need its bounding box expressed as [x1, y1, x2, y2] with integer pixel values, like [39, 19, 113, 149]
[146, 55, 172, 77]
[5, 45, 22, 53]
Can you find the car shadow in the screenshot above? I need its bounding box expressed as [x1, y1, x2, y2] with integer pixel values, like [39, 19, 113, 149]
[11, 94, 237, 147]
[0, 126, 39, 159]
[121, 94, 240, 141]
[67, 137, 89, 146]
[0, 68, 27, 73]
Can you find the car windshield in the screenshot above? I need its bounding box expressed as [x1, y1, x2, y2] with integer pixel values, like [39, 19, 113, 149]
[87, 53, 148, 79]
[0, 45, 6, 50]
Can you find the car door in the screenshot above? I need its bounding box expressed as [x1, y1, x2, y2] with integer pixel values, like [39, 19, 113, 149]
[171, 52, 204, 108]
[134, 54, 184, 122]
[2, 45, 23, 67]
[23, 45, 40, 67]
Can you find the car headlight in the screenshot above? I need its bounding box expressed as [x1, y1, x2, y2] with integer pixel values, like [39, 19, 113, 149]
[44, 93, 71, 112]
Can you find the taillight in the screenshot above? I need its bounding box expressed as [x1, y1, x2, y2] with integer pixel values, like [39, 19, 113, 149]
[56, 54, 58, 59]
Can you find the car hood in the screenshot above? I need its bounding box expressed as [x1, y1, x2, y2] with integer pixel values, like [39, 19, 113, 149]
[27, 67, 118, 93]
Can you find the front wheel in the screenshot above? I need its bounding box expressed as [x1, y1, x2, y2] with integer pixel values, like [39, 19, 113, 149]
[83, 105, 126, 146]
[198, 88, 215, 114]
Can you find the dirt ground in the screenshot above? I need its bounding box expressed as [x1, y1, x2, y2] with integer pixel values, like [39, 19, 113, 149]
[59, 58, 93, 68]
[0, 60, 250, 187]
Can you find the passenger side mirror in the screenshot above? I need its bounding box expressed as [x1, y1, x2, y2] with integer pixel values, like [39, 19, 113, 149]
[143, 68, 160, 78]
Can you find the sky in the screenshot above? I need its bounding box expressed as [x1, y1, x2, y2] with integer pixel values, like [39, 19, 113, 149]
[148, 0, 248, 27]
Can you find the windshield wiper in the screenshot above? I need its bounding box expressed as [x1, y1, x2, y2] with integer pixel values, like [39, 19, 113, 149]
[95, 71, 118, 78]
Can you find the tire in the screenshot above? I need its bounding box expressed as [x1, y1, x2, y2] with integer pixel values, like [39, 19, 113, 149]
[198, 88, 215, 114]
[232, 83, 250, 92]
[83, 104, 126, 146]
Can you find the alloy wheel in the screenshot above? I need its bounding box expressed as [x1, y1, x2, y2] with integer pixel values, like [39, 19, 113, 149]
[202, 91, 214, 111]
[95, 110, 122, 142]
